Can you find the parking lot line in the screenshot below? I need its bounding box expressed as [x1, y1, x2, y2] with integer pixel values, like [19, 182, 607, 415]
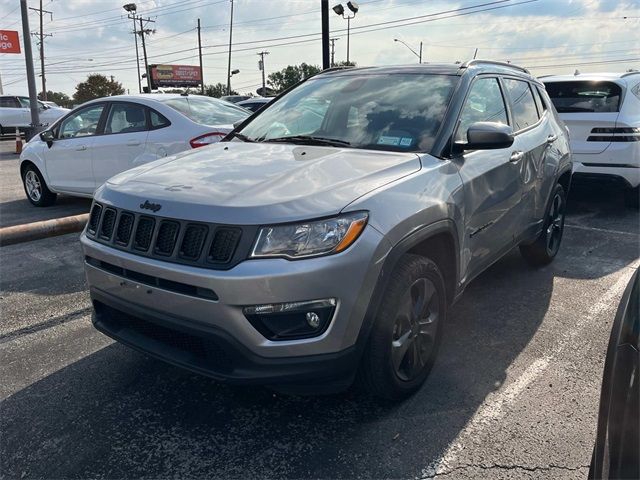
[565, 223, 639, 237]
[418, 260, 639, 479]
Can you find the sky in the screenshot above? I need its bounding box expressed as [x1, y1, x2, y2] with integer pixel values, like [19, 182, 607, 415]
[1, 0, 639, 97]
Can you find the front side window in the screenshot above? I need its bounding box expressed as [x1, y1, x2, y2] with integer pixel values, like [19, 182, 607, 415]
[237, 73, 458, 152]
[162, 97, 249, 126]
[455, 77, 508, 142]
[105, 103, 147, 134]
[504, 79, 539, 131]
[59, 104, 105, 139]
[543, 80, 622, 113]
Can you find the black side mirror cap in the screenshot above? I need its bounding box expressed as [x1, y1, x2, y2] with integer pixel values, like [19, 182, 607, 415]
[40, 130, 55, 147]
[453, 121, 514, 153]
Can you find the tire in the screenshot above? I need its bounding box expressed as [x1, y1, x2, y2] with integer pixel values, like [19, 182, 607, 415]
[623, 186, 639, 209]
[358, 254, 447, 401]
[519, 183, 566, 266]
[21, 164, 57, 207]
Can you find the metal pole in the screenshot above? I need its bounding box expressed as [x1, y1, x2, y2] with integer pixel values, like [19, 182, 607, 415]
[226, 0, 234, 95]
[133, 16, 142, 93]
[321, 0, 330, 69]
[39, 0, 46, 100]
[20, 0, 40, 128]
[473, 48, 479, 59]
[139, 17, 151, 93]
[330, 38, 336, 67]
[197, 18, 204, 94]
[346, 16, 350, 64]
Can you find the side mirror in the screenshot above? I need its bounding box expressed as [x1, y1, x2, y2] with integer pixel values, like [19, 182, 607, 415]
[40, 130, 55, 147]
[454, 122, 514, 153]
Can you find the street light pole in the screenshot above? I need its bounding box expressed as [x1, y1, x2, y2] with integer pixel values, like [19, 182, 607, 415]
[333, 2, 358, 65]
[226, 0, 234, 95]
[394, 38, 423, 64]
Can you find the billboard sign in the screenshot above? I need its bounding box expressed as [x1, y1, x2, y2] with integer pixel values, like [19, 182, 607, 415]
[0, 30, 21, 54]
[149, 64, 202, 89]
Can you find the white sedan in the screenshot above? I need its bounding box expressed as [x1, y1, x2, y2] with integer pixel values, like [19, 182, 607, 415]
[0, 95, 69, 133]
[19, 93, 250, 206]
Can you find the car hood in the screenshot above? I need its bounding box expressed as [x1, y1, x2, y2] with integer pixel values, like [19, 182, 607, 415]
[99, 141, 421, 224]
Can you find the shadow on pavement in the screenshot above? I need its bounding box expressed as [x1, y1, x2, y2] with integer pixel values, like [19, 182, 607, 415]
[0, 196, 91, 229]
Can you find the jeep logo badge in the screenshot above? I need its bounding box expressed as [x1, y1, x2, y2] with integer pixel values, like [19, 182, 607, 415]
[139, 200, 162, 212]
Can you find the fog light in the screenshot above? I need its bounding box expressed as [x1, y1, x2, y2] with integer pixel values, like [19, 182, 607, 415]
[243, 298, 336, 341]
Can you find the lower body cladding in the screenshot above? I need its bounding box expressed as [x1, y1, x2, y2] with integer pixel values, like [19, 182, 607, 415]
[80, 226, 388, 391]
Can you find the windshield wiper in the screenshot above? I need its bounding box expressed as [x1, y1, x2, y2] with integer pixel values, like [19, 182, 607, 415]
[261, 135, 351, 147]
[228, 132, 254, 142]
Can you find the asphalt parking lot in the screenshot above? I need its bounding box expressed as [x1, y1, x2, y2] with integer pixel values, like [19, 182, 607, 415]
[0, 163, 638, 478]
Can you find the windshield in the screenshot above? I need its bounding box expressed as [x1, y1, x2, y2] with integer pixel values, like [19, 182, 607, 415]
[161, 96, 249, 126]
[544, 81, 622, 113]
[237, 73, 458, 152]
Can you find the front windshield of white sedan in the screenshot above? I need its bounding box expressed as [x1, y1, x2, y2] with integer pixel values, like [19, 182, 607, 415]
[237, 73, 458, 152]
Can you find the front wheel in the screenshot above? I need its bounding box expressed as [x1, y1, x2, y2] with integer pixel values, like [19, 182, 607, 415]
[22, 164, 57, 207]
[358, 254, 447, 401]
[519, 183, 566, 266]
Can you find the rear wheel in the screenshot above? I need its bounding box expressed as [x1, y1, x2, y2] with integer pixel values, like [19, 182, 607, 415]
[22, 164, 57, 207]
[519, 183, 566, 266]
[624, 186, 639, 209]
[359, 254, 446, 401]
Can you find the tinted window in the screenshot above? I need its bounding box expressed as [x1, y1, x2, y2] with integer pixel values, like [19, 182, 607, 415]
[504, 79, 539, 131]
[544, 80, 622, 113]
[105, 103, 147, 134]
[0, 97, 19, 108]
[59, 104, 104, 138]
[455, 77, 508, 142]
[150, 109, 170, 128]
[162, 97, 249, 126]
[238, 74, 458, 152]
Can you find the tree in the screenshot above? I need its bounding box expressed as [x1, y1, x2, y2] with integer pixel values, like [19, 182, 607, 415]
[334, 60, 357, 67]
[267, 63, 321, 93]
[38, 91, 71, 108]
[73, 74, 125, 104]
[203, 83, 238, 98]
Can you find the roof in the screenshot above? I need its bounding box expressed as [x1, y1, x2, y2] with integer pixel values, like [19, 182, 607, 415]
[540, 72, 640, 85]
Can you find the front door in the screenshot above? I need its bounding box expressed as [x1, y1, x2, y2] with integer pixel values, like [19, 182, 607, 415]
[91, 102, 149, 187]
[454, 76, 523, 283]
[44, 103, 106, 194]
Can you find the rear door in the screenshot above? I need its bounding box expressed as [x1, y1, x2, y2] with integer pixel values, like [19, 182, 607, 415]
[90, 101, 150, 187]
[502, 77, 556, 237]
[454, 76, 523, 281]
[543, 80, 622, 154]
[44, 103, 106, 194]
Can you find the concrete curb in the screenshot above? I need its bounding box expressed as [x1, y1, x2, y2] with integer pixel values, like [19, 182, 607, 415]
[0, 213, 89, 247]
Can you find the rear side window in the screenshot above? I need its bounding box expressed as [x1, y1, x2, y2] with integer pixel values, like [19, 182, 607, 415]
[455, 77, 508, 142]
[0, 97, 19, 108]
[543, 81, 622, 113]
[105, 103, 148, 134]
[150, 109, 170, 129]
[503, 79, 539, 131]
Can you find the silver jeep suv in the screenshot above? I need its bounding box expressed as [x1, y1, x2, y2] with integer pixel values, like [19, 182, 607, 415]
[82, 61, 572, 400]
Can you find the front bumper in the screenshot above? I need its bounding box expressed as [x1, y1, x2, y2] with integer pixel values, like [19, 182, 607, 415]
[82, 225, 389, 384]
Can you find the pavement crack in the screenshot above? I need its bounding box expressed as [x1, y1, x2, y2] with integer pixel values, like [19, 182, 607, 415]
[426, 462, 591, 478]
[0, 307, 92, 343]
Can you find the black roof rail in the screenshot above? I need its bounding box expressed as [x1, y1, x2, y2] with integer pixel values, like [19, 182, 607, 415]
[460, 59, 530, 74]
[621, 70, 640, 78]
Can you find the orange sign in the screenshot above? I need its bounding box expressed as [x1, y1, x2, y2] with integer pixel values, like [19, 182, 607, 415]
[0, 30, 21, 54]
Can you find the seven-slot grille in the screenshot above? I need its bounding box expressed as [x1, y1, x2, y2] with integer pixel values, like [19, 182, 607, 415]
[86, 203, 244, 269]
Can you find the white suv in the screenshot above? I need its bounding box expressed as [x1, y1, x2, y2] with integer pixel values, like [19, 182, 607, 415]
[542, 72, 639, 207]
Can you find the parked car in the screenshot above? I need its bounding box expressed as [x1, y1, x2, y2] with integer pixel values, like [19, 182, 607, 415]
[236, 97, 273, 112]
[0, 95, 68, 134]
[220, 95, 252, 104]
[19, 93, 250, 206]
[43, 101, 61, 108]
[542, 72, 639, 208]
[589, 269, 638, 479]
[81, 60, 572, 400]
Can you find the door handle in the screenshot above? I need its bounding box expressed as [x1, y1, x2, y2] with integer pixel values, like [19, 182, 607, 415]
[126, 140, 141, 146]
[547, 134, 558, 143]
[509, 151, 524, 163]
[75, 145, 87, 151]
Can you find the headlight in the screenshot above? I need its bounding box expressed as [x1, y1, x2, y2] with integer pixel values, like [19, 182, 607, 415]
[251, 212, 368, 259]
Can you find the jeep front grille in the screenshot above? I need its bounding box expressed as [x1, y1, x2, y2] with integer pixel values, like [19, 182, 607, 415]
[86, 202, 251, 270]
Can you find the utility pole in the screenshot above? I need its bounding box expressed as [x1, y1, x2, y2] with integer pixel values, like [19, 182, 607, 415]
[226, 0, 234, 95]
[29, 0, 52, 101]
[257, 51, 269, 95]
[132, 16, 142, 93]
[330, 38, 339, 67]
[321, 0, 330, 69]
[419, 41, 423, 63]
[137, 16, 155, 93]
[197, 18, 204, 94]
[20, 0, 40, 129]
